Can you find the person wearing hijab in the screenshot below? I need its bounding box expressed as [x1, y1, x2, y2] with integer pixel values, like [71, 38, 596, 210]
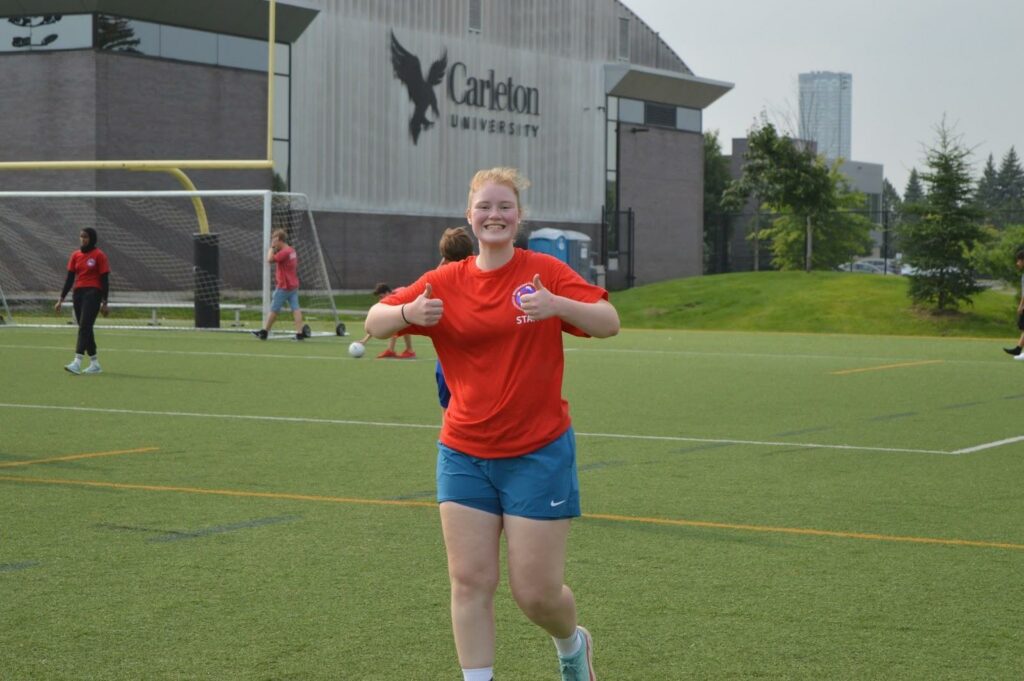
[54, 227, 110, 374]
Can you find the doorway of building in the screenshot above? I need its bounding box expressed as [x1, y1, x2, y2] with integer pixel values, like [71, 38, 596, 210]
[601, 206, 635, 290]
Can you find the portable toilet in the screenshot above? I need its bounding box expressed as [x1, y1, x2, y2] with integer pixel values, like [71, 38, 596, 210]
[528, 228, 594, 282]
[527, 228, 569, 263]
[561, 230, 593, 280]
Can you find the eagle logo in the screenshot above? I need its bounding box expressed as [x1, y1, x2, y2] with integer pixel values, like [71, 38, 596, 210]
[389, 31, 447, 144]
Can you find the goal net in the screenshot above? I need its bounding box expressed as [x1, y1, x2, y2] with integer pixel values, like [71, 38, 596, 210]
[0, 190, 343, 336]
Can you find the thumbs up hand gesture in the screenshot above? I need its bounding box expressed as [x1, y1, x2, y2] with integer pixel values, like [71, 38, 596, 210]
[404, 282, 444, 327]
[519, 274, 559, 321]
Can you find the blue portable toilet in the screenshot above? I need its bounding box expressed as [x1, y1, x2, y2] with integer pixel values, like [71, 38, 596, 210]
[561, 230, 593, 280]
[527, 228, 569, 263]
[528, 228, 594, 281]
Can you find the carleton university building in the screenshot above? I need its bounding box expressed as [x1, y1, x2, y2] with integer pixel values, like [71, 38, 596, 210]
[0, 0, 731, 289]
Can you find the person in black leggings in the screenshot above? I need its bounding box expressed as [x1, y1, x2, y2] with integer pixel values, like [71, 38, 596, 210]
[54, 228, 110, 375]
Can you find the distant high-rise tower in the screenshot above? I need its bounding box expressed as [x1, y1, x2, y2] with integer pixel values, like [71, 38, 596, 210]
[798, 71, 851, 160]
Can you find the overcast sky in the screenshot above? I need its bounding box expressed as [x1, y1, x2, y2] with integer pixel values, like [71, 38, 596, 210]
[623, 0, 1024, 195]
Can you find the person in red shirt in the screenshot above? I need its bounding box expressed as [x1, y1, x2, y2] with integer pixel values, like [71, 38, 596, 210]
[253, 228, 306, 341]
[54, 228, 110, 375]
[356, 283, 417, 358]
[365, 167, 619, 681]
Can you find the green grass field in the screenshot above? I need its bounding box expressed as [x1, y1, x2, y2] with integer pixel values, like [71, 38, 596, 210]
[2, 319, 1023, 680]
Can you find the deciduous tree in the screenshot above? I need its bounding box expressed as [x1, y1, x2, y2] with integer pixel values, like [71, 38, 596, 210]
[758, 166, 874, 270]
[723, 120, 834, 271]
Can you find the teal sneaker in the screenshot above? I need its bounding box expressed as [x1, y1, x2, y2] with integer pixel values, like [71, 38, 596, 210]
[558, 626, 595, 681]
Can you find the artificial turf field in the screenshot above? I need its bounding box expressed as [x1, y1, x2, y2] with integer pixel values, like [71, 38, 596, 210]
[2, 323, 1022, 680]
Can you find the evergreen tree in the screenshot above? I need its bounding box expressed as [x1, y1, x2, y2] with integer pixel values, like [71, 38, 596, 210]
[903, 168, 924, 207]
[702, 130, 732, 273]
[882, 178, 902, 210]
[996, 147, 1024, 224]
[973, 154, 1001, 224]
[881, 178, 903, 258]
[901, 120, 985, 310]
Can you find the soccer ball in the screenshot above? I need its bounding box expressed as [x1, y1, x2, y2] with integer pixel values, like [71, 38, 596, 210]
[348, 342, 365, 358]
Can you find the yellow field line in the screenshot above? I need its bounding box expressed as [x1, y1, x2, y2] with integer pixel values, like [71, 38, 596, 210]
[831, 359, 944, 375]
[584, 512, 1024, 551]
[0, 447, 159, 468]
[0, 475, 434, 508]
[1, 474, 1021, 551]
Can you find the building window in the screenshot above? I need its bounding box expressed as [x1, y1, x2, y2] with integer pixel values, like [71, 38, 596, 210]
[0, 14, 92, 52]
[468, 0, 482, 33]
[645, 102, 675, 128]
[94, 14, 290, 75]
[617, 17, 629, 61]
[161, 24, 217, 65]
[97, 14, 156, 53]
[218, 33, 268, 71]
[618, 98, 644, 124]
[676, 107, 701, 133]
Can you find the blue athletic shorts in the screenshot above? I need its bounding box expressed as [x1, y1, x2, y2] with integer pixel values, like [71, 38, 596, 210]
[270, 288, 300, 313]
[436, 427, 580, 519]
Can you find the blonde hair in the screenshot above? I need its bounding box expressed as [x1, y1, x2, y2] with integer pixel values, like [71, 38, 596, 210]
[466, 167, 530, 216]
[439, 227, 474, 263]
[271, 228, 289, 243]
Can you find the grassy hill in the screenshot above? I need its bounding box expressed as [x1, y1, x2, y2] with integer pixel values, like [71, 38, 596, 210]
[609, 271, 1019, 338]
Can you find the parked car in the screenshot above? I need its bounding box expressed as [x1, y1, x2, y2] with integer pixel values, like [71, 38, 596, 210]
[837, 258, 903, 274]
[837, 261, 885, 274]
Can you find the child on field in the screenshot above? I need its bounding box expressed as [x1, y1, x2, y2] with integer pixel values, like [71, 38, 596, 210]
[358, 283, 416, 358]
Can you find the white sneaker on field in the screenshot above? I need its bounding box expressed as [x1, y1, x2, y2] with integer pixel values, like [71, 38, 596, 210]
[84, 362, 102, 374]
[558, 626, 595, 681]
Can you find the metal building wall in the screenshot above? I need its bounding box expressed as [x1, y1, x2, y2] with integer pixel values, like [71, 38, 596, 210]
[291, 0, 687, 224]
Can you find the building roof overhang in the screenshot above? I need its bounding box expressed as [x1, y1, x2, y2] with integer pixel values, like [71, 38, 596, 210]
[0, 0, 319, 43]
[605, 63, 733, 110]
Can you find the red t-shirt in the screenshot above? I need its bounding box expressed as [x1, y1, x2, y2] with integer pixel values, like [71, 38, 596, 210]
[66, 248, 110, 290]
[273, 245, 299, 290]
[383, 248, 608, 459]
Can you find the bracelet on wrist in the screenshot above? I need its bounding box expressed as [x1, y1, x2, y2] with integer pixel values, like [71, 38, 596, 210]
[400, 304, 410, 325]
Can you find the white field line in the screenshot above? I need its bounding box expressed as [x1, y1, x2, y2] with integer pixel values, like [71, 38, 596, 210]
[566, 347, 1009, 367]
[2, 341, 1018, 453]
[953, 435, 1024, 454]
[2, 341, 871, 364]
[0, 339, 1008, 367]
[0, 343, 351, 362]
[0, 402, 952, 455]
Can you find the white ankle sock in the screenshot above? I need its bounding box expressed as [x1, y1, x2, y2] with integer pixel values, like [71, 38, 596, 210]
[462, 667, 493, 681]
[553, 628, 581, 657]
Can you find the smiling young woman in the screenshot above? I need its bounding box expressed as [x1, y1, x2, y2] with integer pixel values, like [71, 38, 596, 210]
[365, 167, 618, 681]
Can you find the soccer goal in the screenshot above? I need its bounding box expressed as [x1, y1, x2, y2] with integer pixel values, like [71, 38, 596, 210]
[0, 190, 344, 336]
